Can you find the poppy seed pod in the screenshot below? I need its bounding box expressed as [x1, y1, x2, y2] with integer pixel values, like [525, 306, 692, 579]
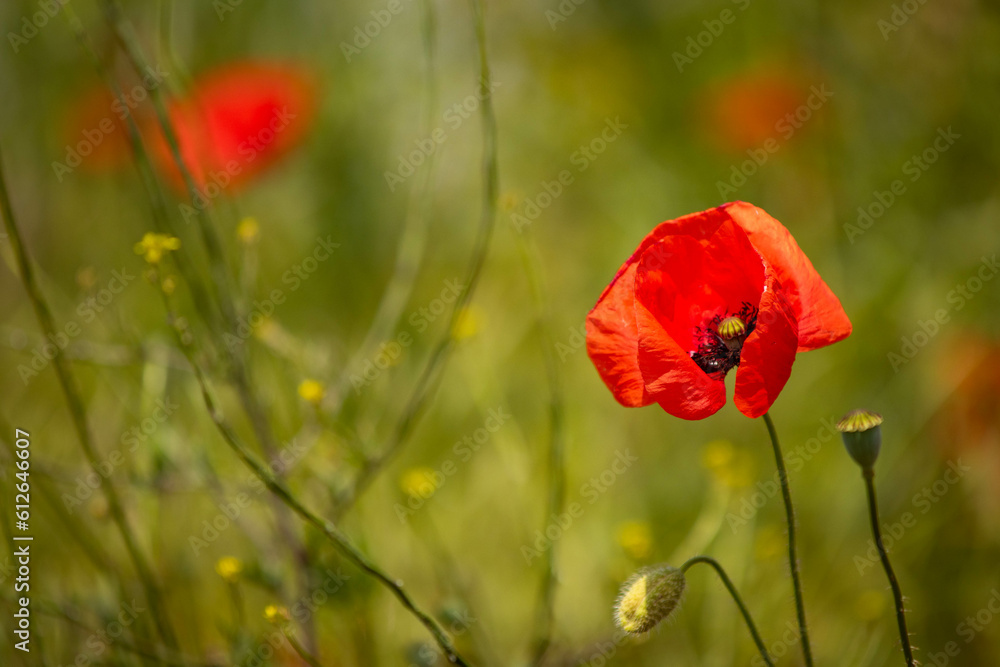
[837, 409, 883, 470]
[614, 564, 686, 635]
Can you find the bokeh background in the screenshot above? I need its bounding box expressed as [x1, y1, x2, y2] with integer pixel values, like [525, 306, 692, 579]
[1, 0, 999, 665]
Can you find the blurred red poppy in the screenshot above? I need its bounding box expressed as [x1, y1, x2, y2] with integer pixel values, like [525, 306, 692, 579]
[699, 70, 812, 152]
[586, 202, 851, 420]
[146, 61, 317, 192]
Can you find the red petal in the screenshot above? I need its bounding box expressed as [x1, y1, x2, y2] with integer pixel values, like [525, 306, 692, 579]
[585, 262, 653, 407]
[725, 201, 851, 351]
[585, 206, 738, 409]
[634, 293, 726, 420]
[633, 217, 764, 352]
[734, 270, 799, 418]
[148, 62, 317, 192]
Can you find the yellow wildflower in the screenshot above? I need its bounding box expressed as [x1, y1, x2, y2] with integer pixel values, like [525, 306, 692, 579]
[215, 556, 243, 583]
[616, 520, 653, 560]
[400, 467, 439, 498]
[237, 217, 259, 243]
[297, 379, 325, 405]
[263, 604, 290, 625]
[133, 232, 181, 265]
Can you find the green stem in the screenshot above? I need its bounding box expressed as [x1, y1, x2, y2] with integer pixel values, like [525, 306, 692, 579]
[762, 412, 814, 667]
[863, 469, 916, 667]
[336, 0, 499, 517]
[283, 627, 325, 667]
[512, 233, 565, 666]
[681, 556, 774, 667]
[154, 288, 473, 667]
[0, 147, 178, 651]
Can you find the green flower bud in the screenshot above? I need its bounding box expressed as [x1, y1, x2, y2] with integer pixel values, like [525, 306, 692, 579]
[614, 564, 686, 635]
[836, 409, 883, 471]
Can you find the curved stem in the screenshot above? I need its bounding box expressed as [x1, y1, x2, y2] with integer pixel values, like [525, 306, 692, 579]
[762, 412, 814, 667]
[863, 470, 916, 666]
[680, 556, 774, 667]
[512, 230, 566, 666]
[154, 283, 472, 667]
[334, 0, 499, 516]
[0, 147, 178, 651]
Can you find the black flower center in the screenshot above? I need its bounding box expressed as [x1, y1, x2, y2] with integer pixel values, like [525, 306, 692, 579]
[690, 302, 759, 379]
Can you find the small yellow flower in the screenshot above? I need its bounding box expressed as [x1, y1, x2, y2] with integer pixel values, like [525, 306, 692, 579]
[754, 524, 785, 561]
[451, 307, 482, 341]
[297, 379, 325, 405]
[215, 556, 243, 583]
[237, 217, 259, 244]
[133, 232, 181, 265]
[400, 467, 439, 499]
[498, 191, 519, 212]
[616, 520, 653, 560]
[263, 604, 290, 625]
[701, 439, 754, 488]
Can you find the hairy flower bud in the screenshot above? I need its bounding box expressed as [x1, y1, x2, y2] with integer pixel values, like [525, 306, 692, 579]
[837, 409, 883, 471]
[614, 564, 686, 635]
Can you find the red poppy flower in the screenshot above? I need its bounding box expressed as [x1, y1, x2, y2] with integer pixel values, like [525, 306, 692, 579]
[586, 201, 851, 420]
[146, 61, 317, 192]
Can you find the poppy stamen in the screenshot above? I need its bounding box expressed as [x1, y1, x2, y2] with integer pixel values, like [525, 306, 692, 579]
[690, 302, 759, 378]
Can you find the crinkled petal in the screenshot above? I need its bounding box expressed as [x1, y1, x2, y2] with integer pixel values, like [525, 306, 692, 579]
[634, 296, 726, 420]
[585, 262, 653, 407]
[734, 271, 799, 418]
[725, 201, 851, 351]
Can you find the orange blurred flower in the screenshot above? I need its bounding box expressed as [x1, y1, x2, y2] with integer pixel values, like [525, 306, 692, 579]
[699, 68, 815, 152]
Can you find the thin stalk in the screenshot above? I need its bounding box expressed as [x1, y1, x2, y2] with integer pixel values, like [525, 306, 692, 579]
[681, 556, 774, 667]
[153, 281, 473, 667]
[762, 412, 814, 667]
[282, 628, 325, 667]
[333, 0, 438, 408]
[511, 233, 565, 666]
[0, 147, 178, 651]
[336, 0, 499, 516]
[863, 469, 916, 667]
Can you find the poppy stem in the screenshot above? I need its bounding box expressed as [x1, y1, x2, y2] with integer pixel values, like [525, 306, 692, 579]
[681, 556, 775, 667]
[762, 412, 814, 667]
[862, 469, 916, 666]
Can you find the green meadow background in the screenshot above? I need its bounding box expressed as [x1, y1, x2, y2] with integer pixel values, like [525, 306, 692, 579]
[1, 0, 999, 665]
